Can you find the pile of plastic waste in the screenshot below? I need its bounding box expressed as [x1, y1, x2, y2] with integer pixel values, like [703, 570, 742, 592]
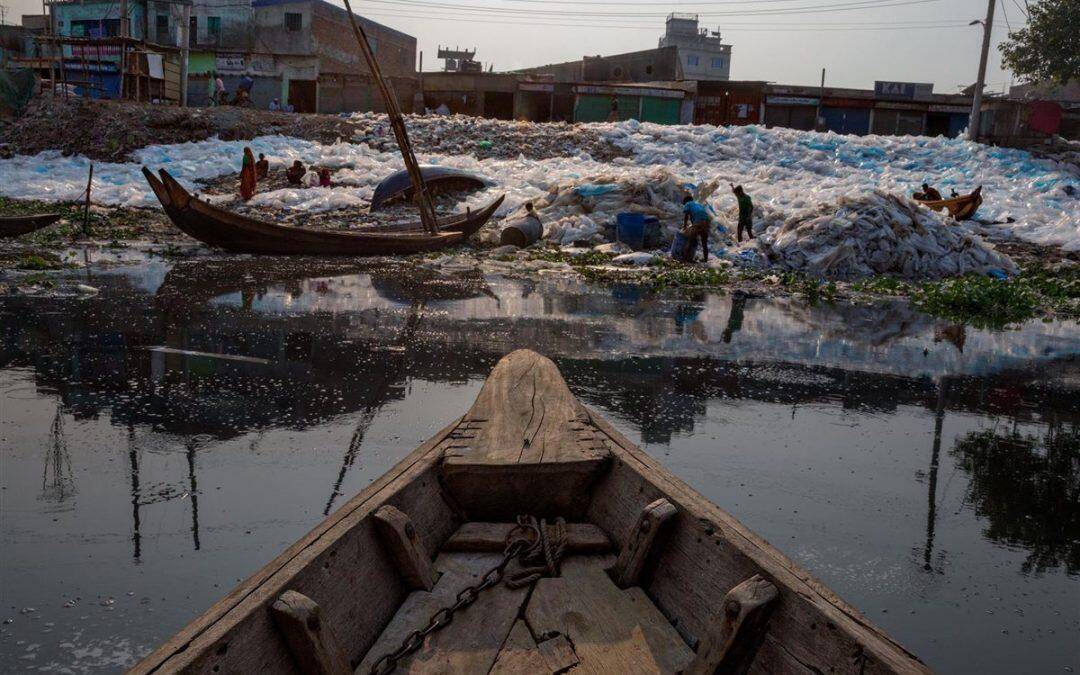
[749, 191, 1017, 279]
[349, 113, 628, 162]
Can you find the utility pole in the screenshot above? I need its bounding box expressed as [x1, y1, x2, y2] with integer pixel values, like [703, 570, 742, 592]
[179, 0, 191, 106]
[815, 67, 826, 131]
[119, 0, 127, 99]
[967, 0, 996, 141]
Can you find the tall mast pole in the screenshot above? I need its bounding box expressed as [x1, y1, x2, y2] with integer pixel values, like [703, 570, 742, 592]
[340, 0, 439, 235]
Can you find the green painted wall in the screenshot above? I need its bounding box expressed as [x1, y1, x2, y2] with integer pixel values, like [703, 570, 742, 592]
[641, 97, 680, 124]
[574, 94, 642, 122]
[574, 93, 680, 124]
[187, 52, 215, 75]
[573, 94, 608, 122]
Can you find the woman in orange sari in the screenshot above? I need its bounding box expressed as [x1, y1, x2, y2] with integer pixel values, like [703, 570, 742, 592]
[239, 147, 257, 201]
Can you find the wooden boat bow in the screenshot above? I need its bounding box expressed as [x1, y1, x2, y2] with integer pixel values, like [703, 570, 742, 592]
[129, 350, 930, 675]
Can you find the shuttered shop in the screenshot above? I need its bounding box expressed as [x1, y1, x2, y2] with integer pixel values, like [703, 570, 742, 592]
[764, 96, 817, 131]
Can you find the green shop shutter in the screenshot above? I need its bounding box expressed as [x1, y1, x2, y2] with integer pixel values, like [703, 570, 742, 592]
[641, 97, 680, 124]
[574, 94, 612, 122]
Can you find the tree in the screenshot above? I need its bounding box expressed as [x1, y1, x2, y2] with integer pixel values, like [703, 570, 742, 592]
[998, 0, 1080, 85]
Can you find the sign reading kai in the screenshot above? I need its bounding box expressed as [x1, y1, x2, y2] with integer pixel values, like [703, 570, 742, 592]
[874, 81, 933, 100]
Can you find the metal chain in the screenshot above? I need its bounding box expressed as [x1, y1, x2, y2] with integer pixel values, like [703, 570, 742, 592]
[369, 515, 565, 675]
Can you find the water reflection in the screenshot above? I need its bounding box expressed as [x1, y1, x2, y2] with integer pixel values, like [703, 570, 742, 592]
[952, 422, 1080, 575]
[1, 254, 1078, 673]
[42, 401, 75, 504]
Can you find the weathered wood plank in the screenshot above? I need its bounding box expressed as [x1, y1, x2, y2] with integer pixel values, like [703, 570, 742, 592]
[355, 552, 529, 674]
[489, 620, 547, 675]
[585, 413, 930, 675]
[537, 634, 579, 674]
[444, 522, 611, 554]
[374, 505, 438, 591]
[685, 575, 778, 675]
[270, 591, 351, 675]
[524, 558, 694, 674]
[611, 498, 678, 588]
[441, 350, 610, 520]
[131, 418, 463, 675]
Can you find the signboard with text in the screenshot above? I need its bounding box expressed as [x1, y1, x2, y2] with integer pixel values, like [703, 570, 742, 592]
[874, 81, 933, 100]
[216, 53, 245, 73]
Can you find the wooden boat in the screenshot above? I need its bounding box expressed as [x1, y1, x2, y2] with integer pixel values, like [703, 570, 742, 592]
[130, 350, 929, 675]
[370, 166, 488, 212]
[914, 186, 982, 221]
[142, 168, 503, 256]
[0, 213, 63, 238]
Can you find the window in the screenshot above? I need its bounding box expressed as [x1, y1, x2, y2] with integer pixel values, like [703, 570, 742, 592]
[686, 54, 699, 66]
[711, 57, 724, 69]
[285, 12, 302, 31]
[645, 64, 653, 75]
[207, 16, 221, 34]
[71, 19, 119, 38]
[156, 14, 169, 42]
[189, 15, 197, 45]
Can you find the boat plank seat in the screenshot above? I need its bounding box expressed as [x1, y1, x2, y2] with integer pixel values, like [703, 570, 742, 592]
[440, 350, 610, 520]
[443, 522, 612, 554]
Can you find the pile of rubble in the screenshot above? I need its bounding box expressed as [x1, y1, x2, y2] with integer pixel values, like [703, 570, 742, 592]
[749, 192, 1018, 279]
[0, 96, 625, 163]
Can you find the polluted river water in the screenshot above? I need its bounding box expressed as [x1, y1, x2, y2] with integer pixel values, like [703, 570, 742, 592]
[1, 253, 1078, 674]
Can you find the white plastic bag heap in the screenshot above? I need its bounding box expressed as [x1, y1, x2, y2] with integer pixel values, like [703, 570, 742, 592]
[752, 191, 1018, 280]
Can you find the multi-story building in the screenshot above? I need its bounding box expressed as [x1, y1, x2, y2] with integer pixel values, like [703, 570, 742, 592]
[658, 13, 731, 81]
[43, 0, 416, 113]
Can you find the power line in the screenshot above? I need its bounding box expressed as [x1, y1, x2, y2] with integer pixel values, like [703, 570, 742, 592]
[357, 0, 945, 19]
[359, 8, 974, 31]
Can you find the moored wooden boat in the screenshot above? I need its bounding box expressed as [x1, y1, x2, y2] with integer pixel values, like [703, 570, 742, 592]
[370, 166, 488, 212]
[0, 213, 63, 238]
[914, 186, 982, 220]
[142, 168, 503, 256]
[130, 350, 929, 675]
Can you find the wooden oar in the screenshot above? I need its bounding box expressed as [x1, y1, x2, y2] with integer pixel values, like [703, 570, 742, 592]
[340, 0, 439, 236]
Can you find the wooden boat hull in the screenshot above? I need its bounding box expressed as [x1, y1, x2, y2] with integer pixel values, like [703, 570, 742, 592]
[369, 166, 488, 212]
[142, 168, 503, 255]
[0, 213, 63, 238]
[130, 350, 929, 675]
[915, 186, 982, 221]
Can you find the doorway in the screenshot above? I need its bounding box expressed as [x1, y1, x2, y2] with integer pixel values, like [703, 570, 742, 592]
[288, 80, 317, 113]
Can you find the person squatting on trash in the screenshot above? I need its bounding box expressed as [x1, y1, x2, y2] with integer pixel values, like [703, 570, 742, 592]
[679, 195, 712, 263]
[286, 160, 306, 185]
[255, 153, 269, 180]
[732, 183, 754, 242]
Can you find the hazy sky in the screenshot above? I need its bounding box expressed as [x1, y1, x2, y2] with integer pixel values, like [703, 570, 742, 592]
[2, 0, 1024, 92]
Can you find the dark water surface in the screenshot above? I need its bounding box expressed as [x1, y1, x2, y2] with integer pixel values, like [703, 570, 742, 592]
[1, 255, 1078, 673]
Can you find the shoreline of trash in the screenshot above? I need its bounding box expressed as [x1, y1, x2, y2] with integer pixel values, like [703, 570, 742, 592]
[2, 197, 1076, 328]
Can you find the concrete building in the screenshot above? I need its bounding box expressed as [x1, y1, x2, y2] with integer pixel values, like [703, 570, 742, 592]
[167, 0, 417, 113]
[518, 46, 683, 84]
[658, 13, 731, 81]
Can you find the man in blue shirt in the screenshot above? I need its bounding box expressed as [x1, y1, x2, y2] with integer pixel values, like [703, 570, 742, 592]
[679, 195, 712, 263]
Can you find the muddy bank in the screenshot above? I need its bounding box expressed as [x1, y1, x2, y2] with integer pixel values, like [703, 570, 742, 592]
[0, 96, 627, 163]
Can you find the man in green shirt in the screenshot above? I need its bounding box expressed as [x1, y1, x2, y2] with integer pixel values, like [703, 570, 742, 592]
[731, 184, 754, 242]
